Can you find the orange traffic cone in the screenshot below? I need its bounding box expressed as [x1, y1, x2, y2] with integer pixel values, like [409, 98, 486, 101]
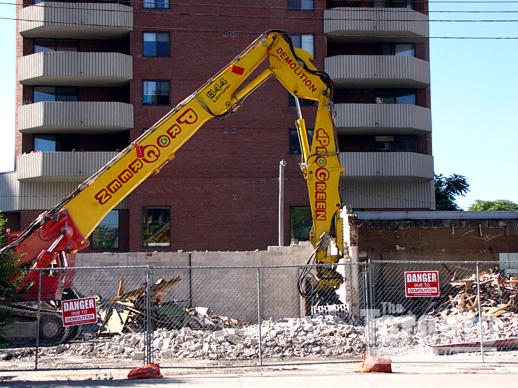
[360, 353, 392, 373]
[127, 363, 163, 379]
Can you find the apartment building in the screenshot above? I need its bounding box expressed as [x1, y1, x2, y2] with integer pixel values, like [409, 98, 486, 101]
[0, 0, 434, 252]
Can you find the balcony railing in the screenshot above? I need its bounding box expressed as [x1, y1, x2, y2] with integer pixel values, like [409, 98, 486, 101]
[19, 2, 133, 38]
[16, 151, 118, 182]
[325, 55, 429, 88]
[18, 52, 133, 86]
[340, 152, 434, 179]
[324, 7, 429, 39]
[334, 103, 431, 134]
[18, 101, 133, 133]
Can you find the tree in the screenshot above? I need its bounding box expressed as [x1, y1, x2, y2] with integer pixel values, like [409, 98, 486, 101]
[469, 199, 518, 211]
[434, 174, 470, 211]
[0, 214, 24, 336]
[0, 215, 22, 300]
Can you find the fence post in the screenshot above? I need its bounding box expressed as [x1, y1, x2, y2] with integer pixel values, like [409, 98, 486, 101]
[256, 268, 263, 366]
[35, 269, 42, 371]
[363, 261, 374, 355]
[475, 261, 485, 363]
[145, 266, 152, 365]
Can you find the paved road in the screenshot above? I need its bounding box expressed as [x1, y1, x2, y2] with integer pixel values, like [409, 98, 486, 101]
[2, 363, 518, 387]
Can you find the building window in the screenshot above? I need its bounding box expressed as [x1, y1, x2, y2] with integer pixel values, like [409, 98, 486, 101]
[91, 210, 120, 250]
[289, 128, 314, 155]
[143, 32, 170, 57]
[143, 0, 169, 8]
[290, 206, 312, 242]
[384, 0, 414, 9]
[143, 207, 171, 248]
[143, 80, 170, 105]
[375, 89, 416, 105]
[375, 135, 418, 152]
[34, 39, 78, 53]
[34, 135, 57, 152]
[288, 0, 314, 10]
[380, 43, 415, 57]
[289, 34, 315, 58]
[288, 95, 316, 107]
[33, 86, 78, 103]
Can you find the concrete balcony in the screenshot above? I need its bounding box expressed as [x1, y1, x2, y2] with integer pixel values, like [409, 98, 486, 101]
[19, 2, 133, 38]
[340, 152, 434, 179]
[18, 102, 133, 133]
[334, 103, 432, 134]
[16, 151, 118, 182]
[326, 55, 430, 88]
[18, 52, 133, 86]
[342, 179, 435, 209]
[324, 7, 429, 40]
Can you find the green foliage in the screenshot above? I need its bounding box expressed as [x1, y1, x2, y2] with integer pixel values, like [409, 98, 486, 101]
[434, 174, 470, 211]
[0, 214, 22, 301]
[469, 199, 518, 211]
[0, 214, 24, 340]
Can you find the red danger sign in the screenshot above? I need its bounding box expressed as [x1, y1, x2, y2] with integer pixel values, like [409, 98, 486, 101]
[61, 297, 97, 327]
[405, 271, 440, 297]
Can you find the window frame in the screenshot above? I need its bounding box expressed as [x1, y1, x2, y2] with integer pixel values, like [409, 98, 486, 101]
[289, 127, 314, 155]
[375, 89, 417, 105]
[290, 206, 312, 242]
[375, 135, 418, 152]
[142, 207, 172, 248]
[287, 0, 315, 10]
[33, 86, 79, 103]
[91, 210, 120, 250]
[143, 0, 170, 9]
[288, 94, 317, 107]
[33, 38, 79, 53]
[289, 34, 315, 58]
[143, 80, 170, 106]
[142, 31, 170, 57]
[33, 134, 57, 152]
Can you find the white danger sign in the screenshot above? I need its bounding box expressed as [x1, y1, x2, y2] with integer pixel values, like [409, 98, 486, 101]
[61, 297, 97, 327]
[404, 271, 440, 297]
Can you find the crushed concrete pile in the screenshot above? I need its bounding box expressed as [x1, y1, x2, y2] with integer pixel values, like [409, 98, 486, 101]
[33, 315, 365, 361]
[371, 271, 518, 355]
[372, 312, 518, 356]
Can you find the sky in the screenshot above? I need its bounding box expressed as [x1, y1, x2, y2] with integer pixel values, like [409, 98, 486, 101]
[0, 2, 517, 210]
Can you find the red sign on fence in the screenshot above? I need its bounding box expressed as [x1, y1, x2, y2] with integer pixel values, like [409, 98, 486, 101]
[404, 271, 440, 297]
[61, 297, 97, 327]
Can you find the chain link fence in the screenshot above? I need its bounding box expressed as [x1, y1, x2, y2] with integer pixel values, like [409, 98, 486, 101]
[362, 260, 518, 363]
[1, 260, 518, 371]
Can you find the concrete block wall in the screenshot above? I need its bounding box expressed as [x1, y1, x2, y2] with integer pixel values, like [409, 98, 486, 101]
[76, 244, 314, 323]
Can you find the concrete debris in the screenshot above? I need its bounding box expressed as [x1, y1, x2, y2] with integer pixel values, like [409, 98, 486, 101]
[29, 315, 364, 361]
[371, 270, 518, 356]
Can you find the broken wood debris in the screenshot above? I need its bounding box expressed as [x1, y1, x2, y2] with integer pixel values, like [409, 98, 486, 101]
[98, 276, 244, 335]
[439, 269, 518, 319]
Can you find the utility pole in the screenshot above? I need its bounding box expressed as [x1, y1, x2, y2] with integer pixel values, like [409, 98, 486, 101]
[278, 160, 287, 246]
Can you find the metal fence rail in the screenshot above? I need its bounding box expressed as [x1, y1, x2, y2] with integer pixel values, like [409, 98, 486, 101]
[1, 260, 517, 371]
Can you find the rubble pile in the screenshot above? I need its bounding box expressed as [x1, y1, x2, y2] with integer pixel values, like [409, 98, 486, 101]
[100, 277, 182, 334]
[100, 277, 245, 334]
[440, 269, 518, 319]
[372, 270, 518, 354]
[35, 315, 364, 361]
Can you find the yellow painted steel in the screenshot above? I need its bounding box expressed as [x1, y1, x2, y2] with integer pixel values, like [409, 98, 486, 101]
[62, 31, 344, 277]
